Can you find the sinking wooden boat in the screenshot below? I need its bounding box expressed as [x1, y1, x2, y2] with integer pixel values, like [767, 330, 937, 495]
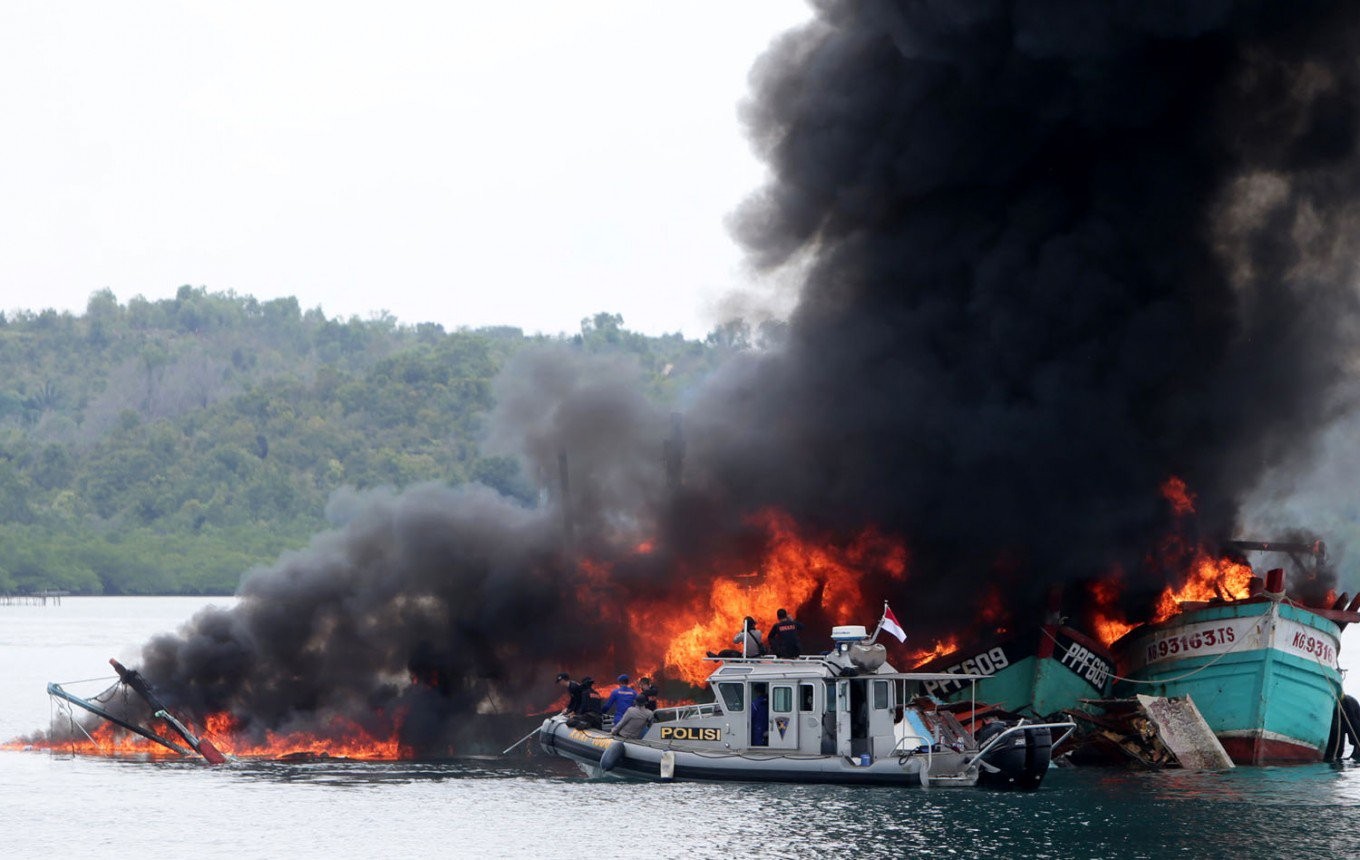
[914, 623, 1115, 719]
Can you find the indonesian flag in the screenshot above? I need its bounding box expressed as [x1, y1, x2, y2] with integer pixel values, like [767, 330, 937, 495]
[880, 604, 907, 643]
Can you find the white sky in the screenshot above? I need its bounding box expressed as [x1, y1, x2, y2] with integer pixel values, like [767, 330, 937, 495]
[0, 1, 812, 338]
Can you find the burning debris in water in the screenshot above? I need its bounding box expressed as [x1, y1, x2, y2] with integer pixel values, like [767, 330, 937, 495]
[14, 2, 1360, 758]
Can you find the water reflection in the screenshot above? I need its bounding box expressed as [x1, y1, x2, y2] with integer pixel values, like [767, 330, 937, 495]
[7, 748, 1360, 858]
[8, 748, 1360, 858]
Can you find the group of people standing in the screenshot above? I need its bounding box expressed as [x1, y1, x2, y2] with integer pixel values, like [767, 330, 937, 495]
[553, 609, 805, 741]
[710, 608, 804, 659]
[556, 672, 659, 739]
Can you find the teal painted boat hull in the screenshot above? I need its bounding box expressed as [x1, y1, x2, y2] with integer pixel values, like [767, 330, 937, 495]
[1113, 600, 1343, 764]
[917, 626, 1114, 717]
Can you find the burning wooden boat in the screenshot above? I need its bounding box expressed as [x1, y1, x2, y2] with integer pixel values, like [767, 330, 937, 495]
[45, 659, 227, 764]
[538, 624, 1073, 789]
[913, 622, 1115, 719]
[1112, 566, 1359, 765]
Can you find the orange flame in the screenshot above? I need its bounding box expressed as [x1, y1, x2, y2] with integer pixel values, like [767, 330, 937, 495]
[1088, 573, 1137, 646]
[6, 708, 410, 761]
[908, 635, 960, 668]
[617, 508, 908, 685]
[201, 711, 407, 760]
[1151, 550, 1254, 623]
[1161, 476, 1197, 516]
[2, 720, 185, 757]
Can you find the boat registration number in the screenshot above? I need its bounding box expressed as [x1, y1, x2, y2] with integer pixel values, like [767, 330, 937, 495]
[1133, 614, 1341, 672]
[658, 726, 721, 742]
[1144, 626, 1237, 663]
[1285, 629, 1336, 665]
[920, 647, 1011, 696]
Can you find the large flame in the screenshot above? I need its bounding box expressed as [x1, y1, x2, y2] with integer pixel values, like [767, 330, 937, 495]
[1085, 476, 1259, 646]
[1150, 550, 1255, 623]
[620, 508, 908, 684]
[1, 721, 185, 758]
[201, 711, 408, 760]
[5, 708, 409, 761]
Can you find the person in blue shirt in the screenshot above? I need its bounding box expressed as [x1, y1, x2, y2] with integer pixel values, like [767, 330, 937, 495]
[601, 674, 638, 724]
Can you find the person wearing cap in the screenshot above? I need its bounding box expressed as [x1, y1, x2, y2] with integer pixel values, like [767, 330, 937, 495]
[556, 672, 584, 716]
[601, 674, 638, 725]
[566, 677, 603, 730]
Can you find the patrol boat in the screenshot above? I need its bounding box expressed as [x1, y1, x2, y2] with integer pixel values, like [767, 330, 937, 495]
[537, 625, 1074, 789]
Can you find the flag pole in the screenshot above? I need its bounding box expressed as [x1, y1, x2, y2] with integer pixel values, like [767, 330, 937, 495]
[867, 599, 887, 643]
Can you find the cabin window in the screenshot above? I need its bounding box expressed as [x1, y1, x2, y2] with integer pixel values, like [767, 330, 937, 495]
[772, 686, 793, 714]
[799, 683, 816, 712]
[872, 680, 890, 710]
[718, 682, 745, 713]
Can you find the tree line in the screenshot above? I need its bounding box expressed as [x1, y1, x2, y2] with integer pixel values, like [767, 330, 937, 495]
[0, 288, 751, 594]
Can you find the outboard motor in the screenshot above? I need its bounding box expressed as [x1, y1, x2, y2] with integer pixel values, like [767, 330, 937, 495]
[977, 721, 1053, 791]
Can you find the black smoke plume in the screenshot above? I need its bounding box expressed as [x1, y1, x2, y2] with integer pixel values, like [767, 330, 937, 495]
[102, 2, 1360, 753]
[713, 0, 1360, 612]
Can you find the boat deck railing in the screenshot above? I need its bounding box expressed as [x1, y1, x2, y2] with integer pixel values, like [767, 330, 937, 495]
[965, 719, 1077, 769]
[892, 732, 934, 773]
[653, 702, 721, 722]
[704, 654, 841, 667]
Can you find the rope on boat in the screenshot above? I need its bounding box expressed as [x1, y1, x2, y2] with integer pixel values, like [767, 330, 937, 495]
[54, 675, 118, 687]
[1039, 607, 1270, 686]
[50, 692, 102, 754]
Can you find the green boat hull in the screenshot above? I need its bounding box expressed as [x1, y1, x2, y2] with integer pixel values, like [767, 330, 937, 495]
[917, 626, 1114, 717]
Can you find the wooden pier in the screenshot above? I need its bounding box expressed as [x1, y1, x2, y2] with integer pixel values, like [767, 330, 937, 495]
[0, 590, 70, 606]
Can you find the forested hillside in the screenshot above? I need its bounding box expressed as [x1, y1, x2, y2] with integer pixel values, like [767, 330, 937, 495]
[0, 287, 741, 594]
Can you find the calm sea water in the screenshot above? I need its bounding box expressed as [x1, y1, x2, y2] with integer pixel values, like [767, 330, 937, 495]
[4, 597, 1360, 859]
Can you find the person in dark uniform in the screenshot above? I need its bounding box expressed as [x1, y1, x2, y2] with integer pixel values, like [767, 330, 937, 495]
[566, 677, 603, 730]
[751, 688, 770, 746]
[556, 672, 583, 716]
[766, 608, 804, 659]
